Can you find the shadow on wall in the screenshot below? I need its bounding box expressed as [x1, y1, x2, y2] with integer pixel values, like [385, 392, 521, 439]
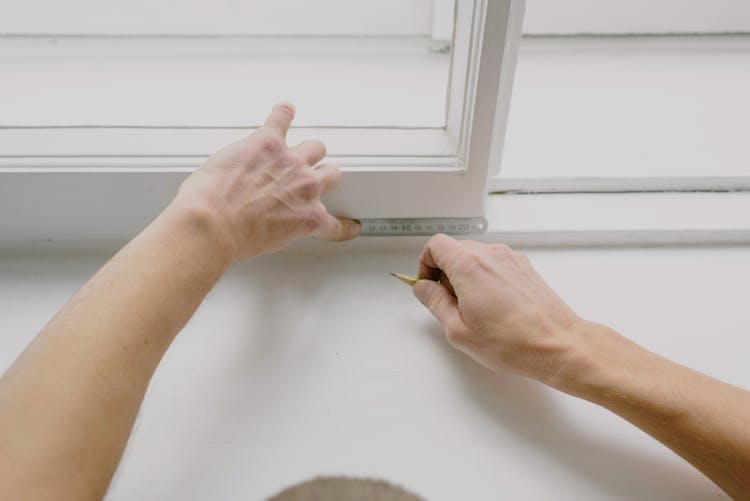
[418, 320, 723, 500]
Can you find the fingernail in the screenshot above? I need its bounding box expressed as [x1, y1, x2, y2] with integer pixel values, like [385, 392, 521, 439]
[276, 101, 295, 114]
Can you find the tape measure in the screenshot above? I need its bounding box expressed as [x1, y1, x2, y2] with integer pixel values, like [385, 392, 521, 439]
[358, 217, 487, 236]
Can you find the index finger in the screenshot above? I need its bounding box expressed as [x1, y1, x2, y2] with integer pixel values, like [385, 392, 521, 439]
[418, 233, 464, 281]
[263, 102, 295, 138]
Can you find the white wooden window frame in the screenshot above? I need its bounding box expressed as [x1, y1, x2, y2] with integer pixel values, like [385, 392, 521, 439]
[471, 1, 750, 248]
[0, 0, 525, 241]
[9, 1, 747, 248]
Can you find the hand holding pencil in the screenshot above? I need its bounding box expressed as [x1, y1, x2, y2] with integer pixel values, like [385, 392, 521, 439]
[393, 234, 587, 390]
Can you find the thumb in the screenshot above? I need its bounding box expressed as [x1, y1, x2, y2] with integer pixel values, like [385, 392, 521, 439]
[413, 279, 464, 331]
[317, 214, 361, 242]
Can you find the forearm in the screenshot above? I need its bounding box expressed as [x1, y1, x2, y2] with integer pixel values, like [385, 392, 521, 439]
[0, 103, 355, 500]
[562, 323, 750, 499]
[412, 237, 750, 497]
[0, 199, 232, 500]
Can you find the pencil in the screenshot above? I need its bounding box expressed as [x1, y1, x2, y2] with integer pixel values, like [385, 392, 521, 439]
[389, 273, 418, 286]
[390, 271, 455, 297]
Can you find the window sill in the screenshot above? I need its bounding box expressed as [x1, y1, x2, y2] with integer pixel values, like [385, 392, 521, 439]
[3, 192, 750, 252]
[482, 192, 750, 247]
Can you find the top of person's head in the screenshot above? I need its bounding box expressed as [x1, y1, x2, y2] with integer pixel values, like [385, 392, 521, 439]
[266, 476, 426, 501]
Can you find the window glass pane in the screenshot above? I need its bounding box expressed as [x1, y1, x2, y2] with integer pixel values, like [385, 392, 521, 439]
[0, 0, 455, 128]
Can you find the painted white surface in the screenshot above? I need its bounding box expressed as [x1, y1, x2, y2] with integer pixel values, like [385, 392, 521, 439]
[0, 37, 449, 128]
[486, 192, 750, 233]
[523, 0, 750, 35]
[0, 128, 456, 161]
[5, 189, 750, 250]
[5, 0, 747, 38]
[431, 0, 456, 42]
[5, 0, 747, 37]
[0, 245, 744, 500]
[0, 0, 524, 229]
[497, 35, 750, 188]
[0, 0, 434, 36]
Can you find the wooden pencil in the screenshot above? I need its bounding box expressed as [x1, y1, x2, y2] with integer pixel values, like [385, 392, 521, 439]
[389, 273, 418, 286]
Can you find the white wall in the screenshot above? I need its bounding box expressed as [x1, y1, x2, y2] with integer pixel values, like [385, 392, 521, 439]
[498, 36, 750, 184]
[0, 0, 433, 35]
[1, 244, 747, 500]
[523, 0, 750, 34]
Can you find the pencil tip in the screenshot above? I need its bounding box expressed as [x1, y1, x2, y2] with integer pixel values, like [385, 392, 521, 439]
[390, 272, 418, 286]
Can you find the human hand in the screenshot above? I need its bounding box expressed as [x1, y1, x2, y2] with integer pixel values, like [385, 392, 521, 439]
[412, 234, 588, 388]
[174, 102, 360, 261]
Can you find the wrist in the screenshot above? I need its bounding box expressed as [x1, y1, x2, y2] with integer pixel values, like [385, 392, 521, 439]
[546, 320, 647, 402]
[162, 196, 238, 268]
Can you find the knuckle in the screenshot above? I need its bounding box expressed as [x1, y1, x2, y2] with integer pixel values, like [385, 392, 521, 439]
[426, 233, 454, 258]
[310, 140, 327, 159]
[445, 326, 467, 346]
[323, 164, 342, 183]
[306, 204, 328, 230]
[514, 251, 530, 264]
[492, 243, 513, 257]
[256, 132, 284, 154]
[456, 250, 482, 268]
[295, 172, 322, 200]
[430, 233, 453, 246]
[328, 168, 342, 188]
[461, 240, 483, 251]
[455, 250, 494, 274]
[285, 151, 306, 167]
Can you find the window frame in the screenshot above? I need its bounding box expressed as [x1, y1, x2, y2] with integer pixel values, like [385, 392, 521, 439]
[482, 0, 750, 249]
[0, 0, 526, 241]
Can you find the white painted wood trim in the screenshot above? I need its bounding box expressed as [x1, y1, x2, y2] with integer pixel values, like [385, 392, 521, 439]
[329, 192, 750, 248]
[431, 0, 456, 43]
[0, 0, 525, 237]
[4, 192, 750, 251]
[316, 192, 750, 248]
[462, 0, 526, 215]
[444, 0, 479, 147]
[0, 0, 525, 236]
[0, 168, 482, 241]
[0, 128, 458, 164]
[0, 35, 451, 129]
[490, 177, 750, 194]
[523, 0, 750, 35]
[0, 0, 435, 36]
[484, 0, 524, 180]
[480, 192, 750, 247]
[485, 192, 750, 232]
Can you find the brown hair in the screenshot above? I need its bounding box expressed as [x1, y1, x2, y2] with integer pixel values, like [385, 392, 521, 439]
[266, 476, 426, 501]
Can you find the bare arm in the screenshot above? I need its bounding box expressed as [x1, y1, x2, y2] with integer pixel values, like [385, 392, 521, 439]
[0, 103, 359, 501]
[412, 235, 750, 499]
